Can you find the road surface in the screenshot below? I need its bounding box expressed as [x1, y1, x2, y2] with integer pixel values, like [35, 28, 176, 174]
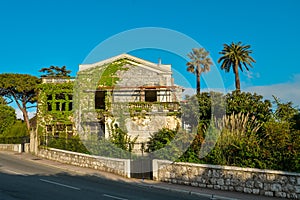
[0, 152, 211, 200]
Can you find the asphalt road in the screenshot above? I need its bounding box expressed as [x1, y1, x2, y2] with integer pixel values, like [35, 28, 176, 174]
[0, 152, 210, 200]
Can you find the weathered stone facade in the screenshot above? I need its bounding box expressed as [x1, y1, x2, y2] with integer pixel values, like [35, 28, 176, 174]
[153, 160, 300, 199]
[75, 54, 182, 145]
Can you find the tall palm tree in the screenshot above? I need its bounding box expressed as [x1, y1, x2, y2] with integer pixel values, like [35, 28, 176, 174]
[186, 48, 213, 95]
[218, 42, 256, 91]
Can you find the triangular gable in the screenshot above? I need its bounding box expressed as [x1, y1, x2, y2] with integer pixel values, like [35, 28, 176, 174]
[79, 53, 172, 74]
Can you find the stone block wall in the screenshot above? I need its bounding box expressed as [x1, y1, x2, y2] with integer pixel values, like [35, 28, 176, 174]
[153, 160, 300, 199]
[38, 148, 131, 178]
[0, 144, 22, 153]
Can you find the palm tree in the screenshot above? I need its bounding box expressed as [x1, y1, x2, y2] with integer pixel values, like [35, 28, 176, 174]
[186, 48, 213, 95]
[218, 42, 256, 91]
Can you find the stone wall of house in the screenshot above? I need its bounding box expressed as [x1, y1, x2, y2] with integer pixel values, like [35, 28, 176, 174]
[38, 147, 131, 178]
[125, 115, 180, 142]
[153, 160, 300, 199]
[114, 65, 182, 102]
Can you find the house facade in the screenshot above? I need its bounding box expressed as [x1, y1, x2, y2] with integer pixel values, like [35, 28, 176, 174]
[37, 54, 183, 149]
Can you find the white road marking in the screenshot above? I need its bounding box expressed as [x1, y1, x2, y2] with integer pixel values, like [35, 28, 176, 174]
[40, 179, 81, 190]
[103, 194, 128, 200]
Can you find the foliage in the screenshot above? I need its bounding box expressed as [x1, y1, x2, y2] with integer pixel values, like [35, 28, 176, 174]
[273, 96, 299, 124]
[45, 135, 89, 154]
[181, 92, 225, 130]
[146, 128, 177, 152]
[84, 136, 133, 159]
[218, 42, 256, 91]
[0, 73, 40, 130]
[0, 104, 16, 134]
[170, 92, 300, 172]
[39, 66, 71, 77]
[36, 82, 74, 137]
[0, 96, 6, 104]
[225, 91, 272, 123]
[146, 127, 194, 161]
[261, 120, 300, 172]
[206, 113, 263, 167]
[186, 48, 213, 95]
[0, 121, 29, 144]
[98, 59, 130, 87]
[109, 123, 138, 152]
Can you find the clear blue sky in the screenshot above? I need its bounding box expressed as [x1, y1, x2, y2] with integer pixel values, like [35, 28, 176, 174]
[1, 0, 300, 109]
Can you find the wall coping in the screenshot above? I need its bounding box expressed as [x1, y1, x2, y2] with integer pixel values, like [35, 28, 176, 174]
[41, 147, 130, 163]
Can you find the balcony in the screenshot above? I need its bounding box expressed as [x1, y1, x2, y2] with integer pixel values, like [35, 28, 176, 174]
[95, 101, 180, 117]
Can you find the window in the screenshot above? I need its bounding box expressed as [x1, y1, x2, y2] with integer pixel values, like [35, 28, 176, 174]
[55, 102, 60, 111]
[61, 102, 66, 111]
[46, 93, 73, 112]
[68, 94, 73, 100]
[47, 95, 52, 100]
[47, 102, 52, 111]
[145, 90, 157, 102]
[68, 102, 73, 111]
[46, 125, 53, 132]
[55, 94, 65, 100]
[95, 91, 106, 109]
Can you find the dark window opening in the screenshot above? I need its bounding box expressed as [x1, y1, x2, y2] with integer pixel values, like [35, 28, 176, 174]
[47, 95, 52, 100]
[145, 90, 157, 102]
[46, 125, 52, 132]
[95, 91, 106, 109]
[55, 102, 60, 111]
[56, 124, 65, 132]
[47, 102, 52, 111]
[66, 125, 73, 131]
[61, 102, 66, 111]
[55, 93, 65, 100]
[68, 94, 73, 100]
[68, 102, 73, 111]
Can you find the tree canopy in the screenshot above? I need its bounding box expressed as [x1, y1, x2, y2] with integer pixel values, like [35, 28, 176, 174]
[0, 104, 16, 134]
[39, 66, 71, 77]
[186, 48, 213, 95]
[0, 73, 40, 130]
[218, 42, 255, 91]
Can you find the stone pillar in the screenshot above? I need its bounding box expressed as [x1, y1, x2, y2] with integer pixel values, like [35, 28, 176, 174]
[30, 129, 39, 154]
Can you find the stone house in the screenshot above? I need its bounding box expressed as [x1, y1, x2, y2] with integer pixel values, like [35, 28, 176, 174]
[37, 54, 183, 148]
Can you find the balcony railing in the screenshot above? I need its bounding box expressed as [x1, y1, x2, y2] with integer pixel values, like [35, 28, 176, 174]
[110, 102, 180, 113]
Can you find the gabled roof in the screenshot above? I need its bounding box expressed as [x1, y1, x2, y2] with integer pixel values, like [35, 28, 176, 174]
[79, 53, 172, 74]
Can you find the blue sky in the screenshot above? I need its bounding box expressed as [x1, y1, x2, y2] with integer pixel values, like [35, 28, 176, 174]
[1, 0, 300, 116]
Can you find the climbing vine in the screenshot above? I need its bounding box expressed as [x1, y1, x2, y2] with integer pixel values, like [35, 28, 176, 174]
[37, 81, 74, 137]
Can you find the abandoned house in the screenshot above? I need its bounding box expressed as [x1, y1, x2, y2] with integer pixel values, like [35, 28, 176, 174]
[37, 54, 183, 148]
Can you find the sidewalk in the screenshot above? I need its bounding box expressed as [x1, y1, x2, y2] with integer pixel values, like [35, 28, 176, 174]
[2, 151, 281, 200]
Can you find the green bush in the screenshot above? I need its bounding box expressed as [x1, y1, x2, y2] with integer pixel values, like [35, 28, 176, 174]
[46, 134, 89, 154]
[0, 121, 29, 144]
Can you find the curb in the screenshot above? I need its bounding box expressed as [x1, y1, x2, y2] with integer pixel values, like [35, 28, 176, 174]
[131, 182, 239, 200]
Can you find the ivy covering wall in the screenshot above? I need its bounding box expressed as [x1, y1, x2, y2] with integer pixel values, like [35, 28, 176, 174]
[37, 81, 74, 140]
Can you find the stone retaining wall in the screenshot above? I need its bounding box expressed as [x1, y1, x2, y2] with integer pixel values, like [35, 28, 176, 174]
[153, 160, 300, 199]
[0, 144, 22, 153]
[38, 148, 131, 178]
